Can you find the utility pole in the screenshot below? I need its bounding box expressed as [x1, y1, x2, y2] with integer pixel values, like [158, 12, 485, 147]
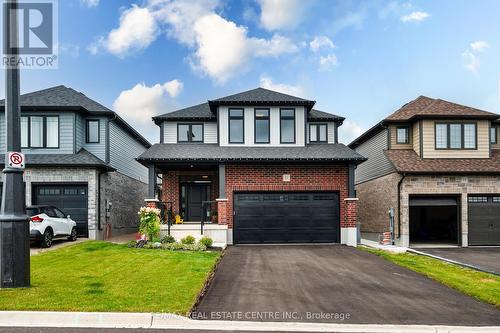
[0, 0, 30, 288]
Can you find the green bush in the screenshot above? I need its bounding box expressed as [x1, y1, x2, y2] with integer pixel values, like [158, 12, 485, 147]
[181, 235, 196, 245]
[199, 236, 213, 248]
[162, 242, 207, 251]
[161, 234, 176, 244]
[137, 207, 161, 241]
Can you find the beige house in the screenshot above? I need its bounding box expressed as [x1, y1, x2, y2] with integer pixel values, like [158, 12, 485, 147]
[349, 96, 500, 248]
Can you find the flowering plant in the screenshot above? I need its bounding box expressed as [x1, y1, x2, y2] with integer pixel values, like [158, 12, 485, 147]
[137, 206, 161, 241]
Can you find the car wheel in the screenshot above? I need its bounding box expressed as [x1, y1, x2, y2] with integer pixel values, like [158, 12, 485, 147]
[40, 229, 53, 248]
[68, 227, 77, 241]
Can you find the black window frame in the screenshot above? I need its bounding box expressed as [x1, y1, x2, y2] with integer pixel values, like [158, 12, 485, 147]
[434, 122, 477, 150]
[85, 119, 100, 144]
[280, 108, 296, 144]
[396, 126, 410, 144]
[491, 125, 497, 144]
[309, 123, 328, 143]
[228, 108, 245, 144]
[254, 108, 270, 144]
[20, 115, 60, 149]
[177, 123, 204, 143]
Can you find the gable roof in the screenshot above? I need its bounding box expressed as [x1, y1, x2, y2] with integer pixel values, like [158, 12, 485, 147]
[153, 102, 214, 123]
[349, 96, 500, 148]
[0, 85, 151, 148]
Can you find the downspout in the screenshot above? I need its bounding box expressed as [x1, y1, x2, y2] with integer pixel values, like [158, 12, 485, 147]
[97, 170, 103, 233]
[397, 173, 406, 239]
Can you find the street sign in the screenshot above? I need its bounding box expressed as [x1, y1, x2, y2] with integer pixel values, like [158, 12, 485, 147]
[7, 151, 25, 169]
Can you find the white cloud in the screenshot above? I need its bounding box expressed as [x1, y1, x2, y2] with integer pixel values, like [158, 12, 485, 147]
[259, 75, 303, 96]
[331, 11, 367, 35]
[462, 50, 479, 73]
[90, 5, 158, 57]
[339, 120, 365, 144]
[113, 80, 183, 126]
[400, 11, 430, 22]
[319, 54, 338, 71]
[257, 0, 303, 31]
[81, 0, 99, 8]
[59, 43, 80, 58]
[253, 34, 298, 57]
[470, 40, 489, 52]
[310, 36, 335, 52]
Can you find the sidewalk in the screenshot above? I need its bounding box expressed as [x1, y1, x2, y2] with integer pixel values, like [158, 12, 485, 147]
[0, 311, 498, 333]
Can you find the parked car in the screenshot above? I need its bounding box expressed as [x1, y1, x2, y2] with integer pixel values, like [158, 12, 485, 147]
[28, 205, 77, 248]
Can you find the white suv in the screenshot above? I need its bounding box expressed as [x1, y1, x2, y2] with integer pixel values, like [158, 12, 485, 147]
[28, 205, 78, 248]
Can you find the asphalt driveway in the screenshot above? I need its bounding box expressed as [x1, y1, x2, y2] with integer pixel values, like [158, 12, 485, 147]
[418, 247, 500, 275]
[194, 245, 500, 325]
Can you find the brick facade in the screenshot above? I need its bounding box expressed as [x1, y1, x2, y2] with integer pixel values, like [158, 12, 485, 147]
[343, 198, 358, 228]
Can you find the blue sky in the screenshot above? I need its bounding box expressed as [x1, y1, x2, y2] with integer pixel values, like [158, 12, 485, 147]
[1, 0, 500, 144]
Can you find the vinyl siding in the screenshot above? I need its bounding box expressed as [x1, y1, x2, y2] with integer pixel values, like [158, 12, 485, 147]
[305, 121, 336, 144]
[219, 106, 306, 146]
[421, 119, 490, 158]
[0, 111, 75, 154]
[354, 128, 395, 184]
[413, 121, 421, 156]
[162, 121, 217, 144]
[81, 117, 107, 161]
[75, 113, 84, 152]
[389, 124, 413, 149]
[109, 121, 148, 182]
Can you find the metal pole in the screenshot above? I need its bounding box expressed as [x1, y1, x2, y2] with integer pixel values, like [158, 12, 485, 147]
[0, 0, 30, 288]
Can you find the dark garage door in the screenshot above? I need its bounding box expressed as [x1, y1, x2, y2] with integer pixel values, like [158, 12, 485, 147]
[468, 195, 500, 246]
[33, 184, 89, 237]
[234, 192, 340, 244]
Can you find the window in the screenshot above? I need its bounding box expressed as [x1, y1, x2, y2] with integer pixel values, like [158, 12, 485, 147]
[396, 126, 409, 144]
[53, 207, 67, 218]
[21, 115, 59, 149]
[435, 123, 476, 150]
[229, 109, 244, 143]
[177, 124, 204, 143]
[254, 109, 270, 143]
[280, 108, 295, 143]
[491, 126, 497, 144]
[86, 120, 100, 143]
[309, 123, 327, 143]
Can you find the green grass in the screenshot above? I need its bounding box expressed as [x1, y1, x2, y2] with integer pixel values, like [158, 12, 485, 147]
[0, 241, 221, 314]
[360, 247, 500, 307]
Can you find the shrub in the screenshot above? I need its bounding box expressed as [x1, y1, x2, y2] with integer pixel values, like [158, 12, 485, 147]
[181, 235, 196, 245]
[137, 206, 161, 241]
[199, 236, 213, 248]
[161, 234, 176, 244]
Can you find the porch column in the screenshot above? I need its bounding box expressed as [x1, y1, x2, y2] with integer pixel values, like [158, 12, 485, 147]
[147, 164, 156, 199]
[216, 163, 228, 226]
[218, 163, 226, 199]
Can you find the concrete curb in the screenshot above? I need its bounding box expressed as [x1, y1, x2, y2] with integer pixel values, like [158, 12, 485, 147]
[0, 311, 499, 332]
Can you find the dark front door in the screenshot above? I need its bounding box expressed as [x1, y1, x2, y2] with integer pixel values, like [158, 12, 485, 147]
[185, 184, 209, 221]
[233, 192, 340, 244]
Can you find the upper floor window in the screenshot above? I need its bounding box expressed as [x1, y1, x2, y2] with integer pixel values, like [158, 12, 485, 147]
[228, 109, 244, 143]
[491, 126, 497, 144]
[396, 126, 409, 144]
[310, 123, 327, 143]
[21, 116, 59, 149]
[254, 109, 270, 143]
[86, 120, 100, 143]
[178, 123, 203, 143]
[280, 108, 295, 144]
[435, 123, 476, 150]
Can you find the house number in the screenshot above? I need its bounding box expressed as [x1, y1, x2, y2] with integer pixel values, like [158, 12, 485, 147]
[282, 174, 291, 182]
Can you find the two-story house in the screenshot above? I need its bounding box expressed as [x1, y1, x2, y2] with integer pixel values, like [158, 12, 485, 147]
[137, 88, 366, 246]
[349, 96, 500, 248]
[0, 86, 151, 239]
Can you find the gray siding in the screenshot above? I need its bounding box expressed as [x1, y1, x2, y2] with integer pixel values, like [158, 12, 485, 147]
[75, 113, 84, 152]
[109, 121, 148, 182]
[81, 117, 107, 161]
[354, 128, 395, 184]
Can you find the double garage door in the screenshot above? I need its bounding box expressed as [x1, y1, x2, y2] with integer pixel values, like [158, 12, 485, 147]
[32, 184, 89, 237]
[468, 195, 500, 246]
[233, 192, 340, 244]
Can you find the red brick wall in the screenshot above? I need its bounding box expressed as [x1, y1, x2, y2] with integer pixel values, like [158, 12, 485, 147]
[222, 164, 351, 229]
[344, 199, 358, 228]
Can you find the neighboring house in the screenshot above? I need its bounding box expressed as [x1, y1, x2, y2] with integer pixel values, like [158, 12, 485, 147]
[349, 96, 500, 247]
[137, 88, 365, 246]
[0, 86, 151, 239]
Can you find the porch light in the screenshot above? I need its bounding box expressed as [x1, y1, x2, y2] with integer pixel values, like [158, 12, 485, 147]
[202, 175, 209, 179]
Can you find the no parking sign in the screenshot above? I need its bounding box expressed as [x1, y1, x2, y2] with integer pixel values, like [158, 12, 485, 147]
[7, 152, 25, 169]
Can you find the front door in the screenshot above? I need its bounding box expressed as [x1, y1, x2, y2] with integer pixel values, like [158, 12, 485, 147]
[185, 184, 209, 221]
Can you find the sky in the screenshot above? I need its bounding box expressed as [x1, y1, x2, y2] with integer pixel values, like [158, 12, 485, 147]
[1, 0, 499, 144]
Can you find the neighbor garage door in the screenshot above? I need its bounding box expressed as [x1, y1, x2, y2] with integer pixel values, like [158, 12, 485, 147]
[33, 184, 89, 237]
[234, 192, 340, 244]
[468, 195, 500, 246]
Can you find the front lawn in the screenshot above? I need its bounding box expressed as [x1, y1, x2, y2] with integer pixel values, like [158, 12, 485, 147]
[361, 247, 500, 307]
[0, 241, 221, 314]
